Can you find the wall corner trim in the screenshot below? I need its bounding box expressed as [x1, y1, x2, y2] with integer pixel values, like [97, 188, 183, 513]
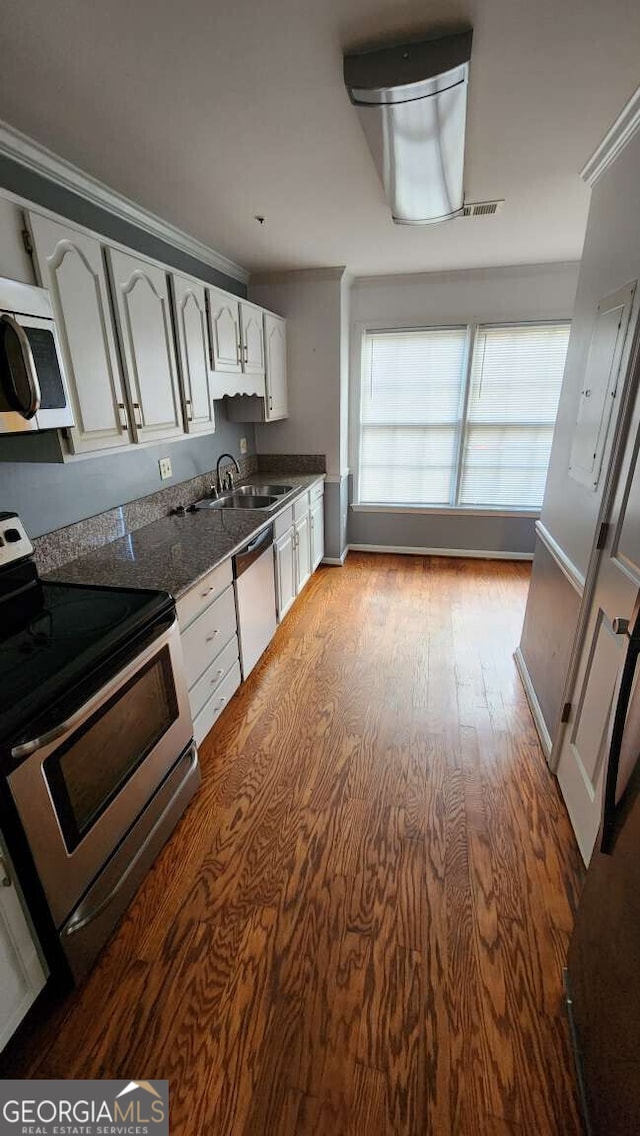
[535, 520, 585, 595]
[581, 84, 640, 187]
[514, 647, 552, 758]
[0, 119, 249, 285]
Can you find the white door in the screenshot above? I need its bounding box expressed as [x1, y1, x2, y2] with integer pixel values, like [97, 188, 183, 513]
[106, 248, 183, 444]
[557, 306, 640, 864]
[207, 287, 242, 377]
[240, 303, 265, 376]
[310, 498, 324, 571]
[264, 313, 287, 420]
[295, 512, 311, 594]
[171, 274, 214, 435]
[0, 843, 47, 1052]
[27, 212, 131, 454]
[275, 527, 296, 620]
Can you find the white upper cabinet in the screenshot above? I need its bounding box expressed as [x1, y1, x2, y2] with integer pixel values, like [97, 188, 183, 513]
[207, 287, 242, 377]
[264, 312, 287, 420]
[27, 212, 131, 454]
[170, 273, 214, 435]
[107, 249, 183, 444]
[240, 302, 265, 376]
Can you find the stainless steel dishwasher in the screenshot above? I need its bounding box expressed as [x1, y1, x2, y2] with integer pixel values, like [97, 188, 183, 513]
[233, 525, 277, 679]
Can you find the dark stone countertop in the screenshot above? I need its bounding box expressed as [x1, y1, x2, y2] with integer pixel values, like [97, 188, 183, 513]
[46, 473, 325, 599]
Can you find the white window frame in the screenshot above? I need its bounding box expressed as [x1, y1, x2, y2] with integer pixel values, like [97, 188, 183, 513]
[350, 318, 571, 517]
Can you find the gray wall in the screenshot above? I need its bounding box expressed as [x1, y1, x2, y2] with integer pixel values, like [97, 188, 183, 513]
[349, 504, 536, 556]
[520, 127, 640, 743]
[0, 407, 253, 538]
[0, 158, 253, 538]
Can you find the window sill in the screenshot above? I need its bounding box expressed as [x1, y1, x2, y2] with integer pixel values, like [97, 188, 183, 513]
[350, 503, 541, 519]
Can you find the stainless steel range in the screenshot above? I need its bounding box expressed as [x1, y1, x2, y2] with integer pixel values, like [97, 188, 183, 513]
[0, 512, 200, 982]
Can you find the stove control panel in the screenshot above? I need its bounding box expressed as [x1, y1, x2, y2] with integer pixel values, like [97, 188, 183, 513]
[0, 512, 33, 567]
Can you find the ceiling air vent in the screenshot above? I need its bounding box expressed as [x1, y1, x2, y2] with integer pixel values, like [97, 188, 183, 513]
[461, 200, 505, 218]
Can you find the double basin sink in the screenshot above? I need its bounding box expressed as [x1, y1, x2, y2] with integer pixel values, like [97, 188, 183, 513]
[193, 484, 295, 512]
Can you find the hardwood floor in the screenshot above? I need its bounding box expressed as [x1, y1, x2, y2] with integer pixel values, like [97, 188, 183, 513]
[3, 553, 585, 1135]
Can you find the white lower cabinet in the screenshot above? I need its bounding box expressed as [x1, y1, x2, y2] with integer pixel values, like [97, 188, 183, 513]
[0, 843, 47, 1052]
[275, 527, 296, 621]
[295, 512, 311, 593]
[310, 497, 325, 571]
[177, 570, 240, 747]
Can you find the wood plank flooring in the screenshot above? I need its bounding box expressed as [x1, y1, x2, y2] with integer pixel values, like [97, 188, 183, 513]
[2, 553, 585, 1135]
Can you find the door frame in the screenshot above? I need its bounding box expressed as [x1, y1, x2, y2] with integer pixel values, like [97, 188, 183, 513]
[550, 285, 640, 772]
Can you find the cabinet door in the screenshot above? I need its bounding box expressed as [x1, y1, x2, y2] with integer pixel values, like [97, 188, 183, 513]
[207, 287, 242, 376]
[27, 212, 131, 454]
[106, 248, 183, 444]
[0, 845, 47, 1053]
[264, 312, 287, 420]
[295, 513, 311, 594]
[310, 498, 324, 571]
[240, 303, 265, 376]
[171, 274, 214, 435]
[275, 527, 296, 620]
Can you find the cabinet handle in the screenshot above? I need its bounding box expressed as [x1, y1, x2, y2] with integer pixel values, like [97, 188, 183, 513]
[116, 402, 128, 430]
[210, 668, 224, 685]
[201, 585, 216, 597]
[0, 855, 11, 888]
[243, 343, 248, 364]
[268, 396, 273, 411]
[185, 398, 193, 422]
[237, 341, 242, 366]
[206, 630, 220, 642]
[132, 402, 143, 429]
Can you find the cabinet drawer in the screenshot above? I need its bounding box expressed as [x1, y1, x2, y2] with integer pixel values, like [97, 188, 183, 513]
[193, 661, 241, 746]
[189, 635, 239, 720]
[293, 493, 310, 522]
[176, 559, 233, 629]
[310, 480, 325, 503]
[181, 585, 237, 688]
[274, 505, 294, 540]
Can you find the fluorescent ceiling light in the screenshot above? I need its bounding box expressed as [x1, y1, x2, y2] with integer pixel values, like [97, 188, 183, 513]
[344, 31, 473, 225]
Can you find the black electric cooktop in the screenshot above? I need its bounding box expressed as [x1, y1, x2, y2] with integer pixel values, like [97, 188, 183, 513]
[0, 578, 174, 752]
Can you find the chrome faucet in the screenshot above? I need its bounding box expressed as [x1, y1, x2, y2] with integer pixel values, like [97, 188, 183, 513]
[215, 452, 241, 495]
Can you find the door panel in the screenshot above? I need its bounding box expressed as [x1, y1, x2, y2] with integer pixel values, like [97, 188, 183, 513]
[264, 313, 287, 419]
[107, 249, 182, 443]
[569, 283, 635, 490]
[27, 212, 130, 453]
[171, 274, 214, 435]
[241, 303, 265, 376]
[275, 529, 295, 620]
[557, 287, 640, 863]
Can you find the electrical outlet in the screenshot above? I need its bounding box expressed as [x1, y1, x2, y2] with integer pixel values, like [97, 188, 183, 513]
[239, 436, 248, 456]
[158, 457, 173, 481]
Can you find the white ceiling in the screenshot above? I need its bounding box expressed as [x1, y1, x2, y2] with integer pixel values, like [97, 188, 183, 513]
[2, 0, 640, 278]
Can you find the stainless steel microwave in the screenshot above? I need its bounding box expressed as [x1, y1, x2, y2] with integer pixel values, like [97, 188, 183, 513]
[0, 276, 73, 433]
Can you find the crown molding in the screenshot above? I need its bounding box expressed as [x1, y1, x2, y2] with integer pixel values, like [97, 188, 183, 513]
[0, 120, 249, 284]
[250, 265, 347, 286]
[581, 85, 640, 188]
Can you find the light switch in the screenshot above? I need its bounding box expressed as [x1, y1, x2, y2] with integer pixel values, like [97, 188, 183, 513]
[159, 457, 173, 480]
[239, 437, 248, 455]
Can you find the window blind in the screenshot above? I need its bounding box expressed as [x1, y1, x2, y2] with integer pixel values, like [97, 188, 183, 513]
[459, 323, 570, 508]
[358, 320, 570, 511]
[359, 328, 468, 504]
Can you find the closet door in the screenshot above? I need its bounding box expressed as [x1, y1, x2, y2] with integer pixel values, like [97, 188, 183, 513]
[171, 273, 215, 435]
[107, 248, 183, 444]
[27, 212, 131, 454]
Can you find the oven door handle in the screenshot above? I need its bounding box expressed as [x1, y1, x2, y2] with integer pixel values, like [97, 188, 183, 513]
[11, 616, 179, 761]
[1, 314, 41, 418]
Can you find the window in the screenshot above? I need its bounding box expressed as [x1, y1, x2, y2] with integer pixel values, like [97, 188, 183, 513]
[358, 321, 570, 510]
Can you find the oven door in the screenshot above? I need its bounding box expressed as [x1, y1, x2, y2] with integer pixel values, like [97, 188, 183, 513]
[0, 310, 73, 433]
[7, 618, 192, 927]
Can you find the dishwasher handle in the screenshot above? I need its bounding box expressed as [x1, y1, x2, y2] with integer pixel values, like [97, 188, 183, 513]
[233, 525, 274, 579]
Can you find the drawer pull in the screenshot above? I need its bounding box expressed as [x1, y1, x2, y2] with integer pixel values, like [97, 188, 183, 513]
[210, 669, 224, 684]
[201, 585, 216, 597]
[218, 696, 226, 708]
[206, 630, 220, 642]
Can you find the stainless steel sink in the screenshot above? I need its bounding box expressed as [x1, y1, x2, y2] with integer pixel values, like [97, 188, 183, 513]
[233, 484, 294, 496]
[193, 493, 279, 511]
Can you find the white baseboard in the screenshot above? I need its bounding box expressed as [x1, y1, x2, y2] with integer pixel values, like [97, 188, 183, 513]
[321, 547, 349, 566]
[513, 647, 552, 758]
[348, 543, 533, 561]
